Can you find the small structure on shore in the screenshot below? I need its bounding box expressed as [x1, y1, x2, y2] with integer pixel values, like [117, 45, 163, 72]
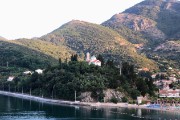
[86, 52, 101, 66]
[137, 96, 143, 105]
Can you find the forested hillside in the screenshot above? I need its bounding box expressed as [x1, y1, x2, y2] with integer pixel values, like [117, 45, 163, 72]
[1, 59, 156, 102]
[11, 39, 75, 61]
[41, 20, 158, 70]
[0, 40, 57, 70]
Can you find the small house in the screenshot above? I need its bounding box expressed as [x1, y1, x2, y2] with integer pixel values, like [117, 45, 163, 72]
[35, 69, 43, 74]
[7, 76, 15, 82]
[23, 71, 33, 75]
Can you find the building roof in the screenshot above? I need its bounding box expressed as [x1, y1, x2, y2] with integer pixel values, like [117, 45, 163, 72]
[159, 89, 180, 94]
[7, 76, 15, 81]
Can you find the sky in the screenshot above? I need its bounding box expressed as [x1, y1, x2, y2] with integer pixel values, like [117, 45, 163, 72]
[0, 0, 144, 39]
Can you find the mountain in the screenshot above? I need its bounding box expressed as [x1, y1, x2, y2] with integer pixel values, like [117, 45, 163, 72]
[124, 0, 180, 39]
[102, 13, 165, 45]
[102, 0, 180, 45]
[5, 0, 180, 71]
[102, 0, 180, 69]
[0, 39, 58, 70]
[41, 20, 158, 70]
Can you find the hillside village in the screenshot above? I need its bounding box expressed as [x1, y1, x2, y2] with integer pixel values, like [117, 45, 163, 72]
[152, 69, 180, 98]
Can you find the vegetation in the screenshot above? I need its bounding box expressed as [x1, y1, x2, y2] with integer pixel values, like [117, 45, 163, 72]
[0, 0, 179, 103]
[110, 97, 118, 104]
[0, 55, 157, 101]
[121, 97, 128, 102]
[0, 40, 57, 70]
[11, 39, 75, 61]
[41, 20, 158, 70]
[103, 0, 180, 69]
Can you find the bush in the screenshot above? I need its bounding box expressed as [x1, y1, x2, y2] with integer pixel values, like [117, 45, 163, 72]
[140, 100, 147, 105]
[110, 97, 118, 104]
[122, 97, 128, 103]
[131, 90, 141, 100]
[128, 100, 136, 104]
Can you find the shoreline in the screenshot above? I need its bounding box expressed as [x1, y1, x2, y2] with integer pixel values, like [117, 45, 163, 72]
[0, 91, 179, 113]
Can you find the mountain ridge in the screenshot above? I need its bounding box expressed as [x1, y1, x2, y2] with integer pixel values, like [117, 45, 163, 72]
[41, 20, 158, 70]
[1, 0, 180, 71]
[101, 0, 180, 69]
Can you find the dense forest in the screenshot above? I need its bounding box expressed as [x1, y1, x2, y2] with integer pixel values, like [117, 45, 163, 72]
[0, 55, 157, 102]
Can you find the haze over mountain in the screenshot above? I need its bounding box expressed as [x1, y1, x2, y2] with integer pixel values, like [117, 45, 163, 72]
[0, 36, 7, 41]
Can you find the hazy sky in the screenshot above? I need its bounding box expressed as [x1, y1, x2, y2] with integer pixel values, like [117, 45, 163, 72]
[0, 0, 144, 39]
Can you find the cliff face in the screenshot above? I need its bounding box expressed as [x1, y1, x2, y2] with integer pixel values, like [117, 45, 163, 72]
[102, 13, 166, 44]
[79, 89, 124, 102]
[103, 0, 180, 45]
[102, 0, 180, 69]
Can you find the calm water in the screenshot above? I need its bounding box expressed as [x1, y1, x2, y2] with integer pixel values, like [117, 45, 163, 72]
[0, 95, 179, 120]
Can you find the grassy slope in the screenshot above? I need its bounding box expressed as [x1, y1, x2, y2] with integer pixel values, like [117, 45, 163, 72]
[41, 20, 158, 70]
[0, 39, 58, 70]
[11, 39, 75, 61]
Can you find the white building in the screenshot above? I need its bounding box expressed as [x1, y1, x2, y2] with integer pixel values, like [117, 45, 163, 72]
[137, 96, 143, 105]
[86, 52, 101, 66]
[7, 76, 15, 81]
[23, 71, 33, 75]
[35, 69, 43, 74]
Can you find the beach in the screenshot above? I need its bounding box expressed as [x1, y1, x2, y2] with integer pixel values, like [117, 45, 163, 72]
[0, 90, 179, 113]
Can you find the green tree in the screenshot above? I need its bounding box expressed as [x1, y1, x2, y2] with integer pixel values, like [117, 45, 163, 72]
[136, 78, 149, 97]
[71, 54, 78, 61]
[97, 54, 105, 66]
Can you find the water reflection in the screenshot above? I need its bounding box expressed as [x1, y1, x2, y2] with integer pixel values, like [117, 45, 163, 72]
[137, 108, 142, 117]
[0, 94, 179, 120]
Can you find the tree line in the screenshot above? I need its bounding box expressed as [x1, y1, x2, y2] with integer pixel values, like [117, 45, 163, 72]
[0, 54, 157, 102]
